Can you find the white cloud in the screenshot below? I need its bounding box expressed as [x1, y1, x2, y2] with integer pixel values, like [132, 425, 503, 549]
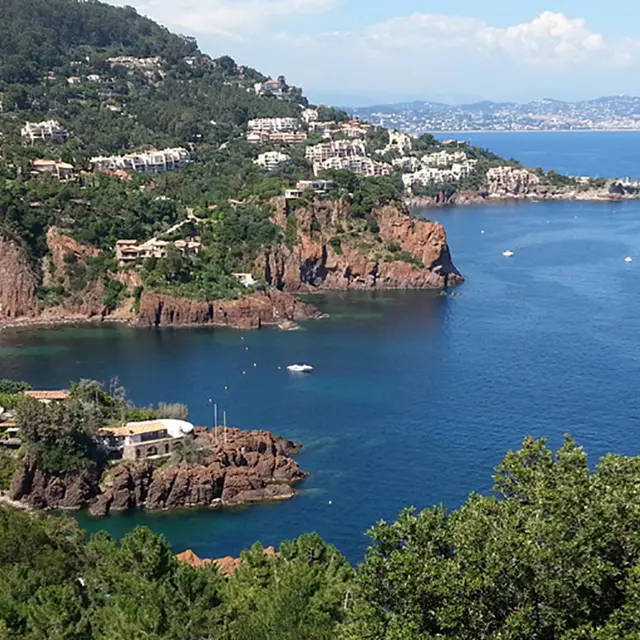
[355, 11, 611, 66]
[109, 0, 338, 38]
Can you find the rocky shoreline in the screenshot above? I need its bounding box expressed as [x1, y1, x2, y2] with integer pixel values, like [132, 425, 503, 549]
[0, 199, 463, 332]
[8, 427, 308, 515]
[405, 184, 640, 209]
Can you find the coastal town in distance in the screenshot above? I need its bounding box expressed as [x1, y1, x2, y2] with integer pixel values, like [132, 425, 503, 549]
[350, 95, 640, 133]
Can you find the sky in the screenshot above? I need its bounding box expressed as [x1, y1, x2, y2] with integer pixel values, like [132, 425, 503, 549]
[106, 0, 640, 105]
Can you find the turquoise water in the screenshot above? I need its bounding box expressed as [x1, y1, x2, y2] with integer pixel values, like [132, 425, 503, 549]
[2, 134, 640, 562]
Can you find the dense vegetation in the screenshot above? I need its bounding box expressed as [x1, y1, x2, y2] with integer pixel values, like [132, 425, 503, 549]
[2, 436, 640, 638]
[0, 0, 584, 308]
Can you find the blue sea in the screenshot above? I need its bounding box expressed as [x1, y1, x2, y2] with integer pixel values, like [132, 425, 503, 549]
[1, 133, 640, 563]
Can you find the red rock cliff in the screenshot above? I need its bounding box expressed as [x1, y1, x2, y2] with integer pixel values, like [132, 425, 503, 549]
[9, 427, 307, 514]
[0, 235, 39, 320]
[136, 290, 321, 328]
[256, 198, 463, 291]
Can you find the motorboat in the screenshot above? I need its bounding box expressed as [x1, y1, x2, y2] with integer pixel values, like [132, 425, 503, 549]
[502, 250, 515, 258]
[287, 364, 314, 373]
[625, 256, 633, 263]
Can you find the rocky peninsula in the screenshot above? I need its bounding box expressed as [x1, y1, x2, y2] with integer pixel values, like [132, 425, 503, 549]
[8, 427, 307, 515]
[0, 198, 462, 331]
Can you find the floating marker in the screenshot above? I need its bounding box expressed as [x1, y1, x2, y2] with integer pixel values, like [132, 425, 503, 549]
[224, 386, 228, 390]
[242, 371, 246, 375]
[328, 500, 333, 505]
[481, 230, 485, 234]
[253, 363, 257, 367]
[245, 347, 249, 351]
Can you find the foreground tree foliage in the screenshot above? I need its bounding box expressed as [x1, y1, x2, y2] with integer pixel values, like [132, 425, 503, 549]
[342, 436, 640, 640]
[2, 436, 640, 638]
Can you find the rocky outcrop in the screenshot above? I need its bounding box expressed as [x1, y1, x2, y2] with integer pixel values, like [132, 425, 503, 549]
[9, 428, 307, 515]
[0, 235, 39, 320]
[136, 290, 321, 329]
[177, 546, 277, 577]
[256, 198, 463, 291]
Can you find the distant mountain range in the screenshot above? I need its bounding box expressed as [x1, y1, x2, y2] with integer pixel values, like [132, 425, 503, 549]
[349, 96, 640, 133]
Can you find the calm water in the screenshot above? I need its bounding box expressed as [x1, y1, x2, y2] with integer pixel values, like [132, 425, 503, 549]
[2, 134, 640, 563]
[435, 131, 640, 179]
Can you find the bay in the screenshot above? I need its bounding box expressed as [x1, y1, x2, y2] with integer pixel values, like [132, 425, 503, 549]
[2, 133, 640, 563]
[435, 130, 640, 179]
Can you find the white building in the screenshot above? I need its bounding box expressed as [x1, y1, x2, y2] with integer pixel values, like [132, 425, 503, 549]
[100, 419, 194, 460]
[305, 140, 367, 164]
[422, 150, 468, 167]
[316, 156, 392, 177]
[393, 156, 422, 172]
[21, 120, 68, 143]
[247, 117, 299, 133]
[387, 131, 412, 154]
[254, 151, 291, 171]
[107, 56, 163, 70]
[301, 108, 319, 123]
[90, 147, 191, 174]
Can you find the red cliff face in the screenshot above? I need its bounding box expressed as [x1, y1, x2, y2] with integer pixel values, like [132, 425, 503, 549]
[9, 428, 308, 515]
[136, 290, 321, 329]
[0, 235, 39, 320]
[256, 198, 463, 292]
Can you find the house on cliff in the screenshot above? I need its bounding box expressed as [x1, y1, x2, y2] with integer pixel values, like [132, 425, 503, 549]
[99, 418, 195, 460]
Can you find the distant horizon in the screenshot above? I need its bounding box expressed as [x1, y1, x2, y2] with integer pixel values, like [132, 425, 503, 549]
[320, 94, 640, 110]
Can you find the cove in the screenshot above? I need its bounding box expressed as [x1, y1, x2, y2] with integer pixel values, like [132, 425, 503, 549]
[2, 199, 640, 563]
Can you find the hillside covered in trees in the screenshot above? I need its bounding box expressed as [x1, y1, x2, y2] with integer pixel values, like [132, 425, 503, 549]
[3, 437, 640, 638]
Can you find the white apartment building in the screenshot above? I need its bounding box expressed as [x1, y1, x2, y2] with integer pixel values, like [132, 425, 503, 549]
[21, 120, 69, 143]
[422, 150, 469, 167]
[247, 117, 300, 133]
[387, 131, 413, 154]
[254, 151, 291, 171]
[305, 140, 367, 164]
[90, 148, 190, 174]
[392, 156, 422, 172]
[301, 108, 319, 123]
[107, 56, 163, 69]
[315, 156, 392, 178]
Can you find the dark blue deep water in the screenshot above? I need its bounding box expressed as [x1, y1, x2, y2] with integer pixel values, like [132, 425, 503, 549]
[1, 134, 640, 563]
[436, 131, 640, 179]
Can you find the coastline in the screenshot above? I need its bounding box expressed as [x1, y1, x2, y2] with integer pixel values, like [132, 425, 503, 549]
[428, 128, 640, 134]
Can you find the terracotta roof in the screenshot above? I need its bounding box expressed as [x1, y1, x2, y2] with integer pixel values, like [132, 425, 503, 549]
[24, 390, 69, 401]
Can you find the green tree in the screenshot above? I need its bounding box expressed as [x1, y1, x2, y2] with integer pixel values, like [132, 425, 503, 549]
[342, 436, 640, 640]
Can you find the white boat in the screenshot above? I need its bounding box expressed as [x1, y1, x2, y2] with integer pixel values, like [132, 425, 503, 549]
[502, 250, 515, 258]
[625, 256, 633, 263]
[287, 364, 314, 373]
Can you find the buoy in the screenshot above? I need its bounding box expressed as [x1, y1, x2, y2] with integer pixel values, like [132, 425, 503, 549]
[242, 371, 246, 375]
[277, 366, 282, 370]
[245, 347, 249, 351]
[328, 500, 333, 505]
[481, 230, 485, 234]
[253, 363, 257, 367]
[241, 337, 244, 340]
[224, 386, 228, 390]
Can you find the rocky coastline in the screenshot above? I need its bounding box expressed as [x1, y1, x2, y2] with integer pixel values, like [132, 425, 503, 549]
[8, 427, 308, 515]
[404, 181, 640, 209]
[0, 199, 463, 332]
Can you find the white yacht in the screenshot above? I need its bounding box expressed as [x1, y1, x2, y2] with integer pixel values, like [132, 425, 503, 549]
[287, 364, 314, 373]
[502, 250, 515, 258]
